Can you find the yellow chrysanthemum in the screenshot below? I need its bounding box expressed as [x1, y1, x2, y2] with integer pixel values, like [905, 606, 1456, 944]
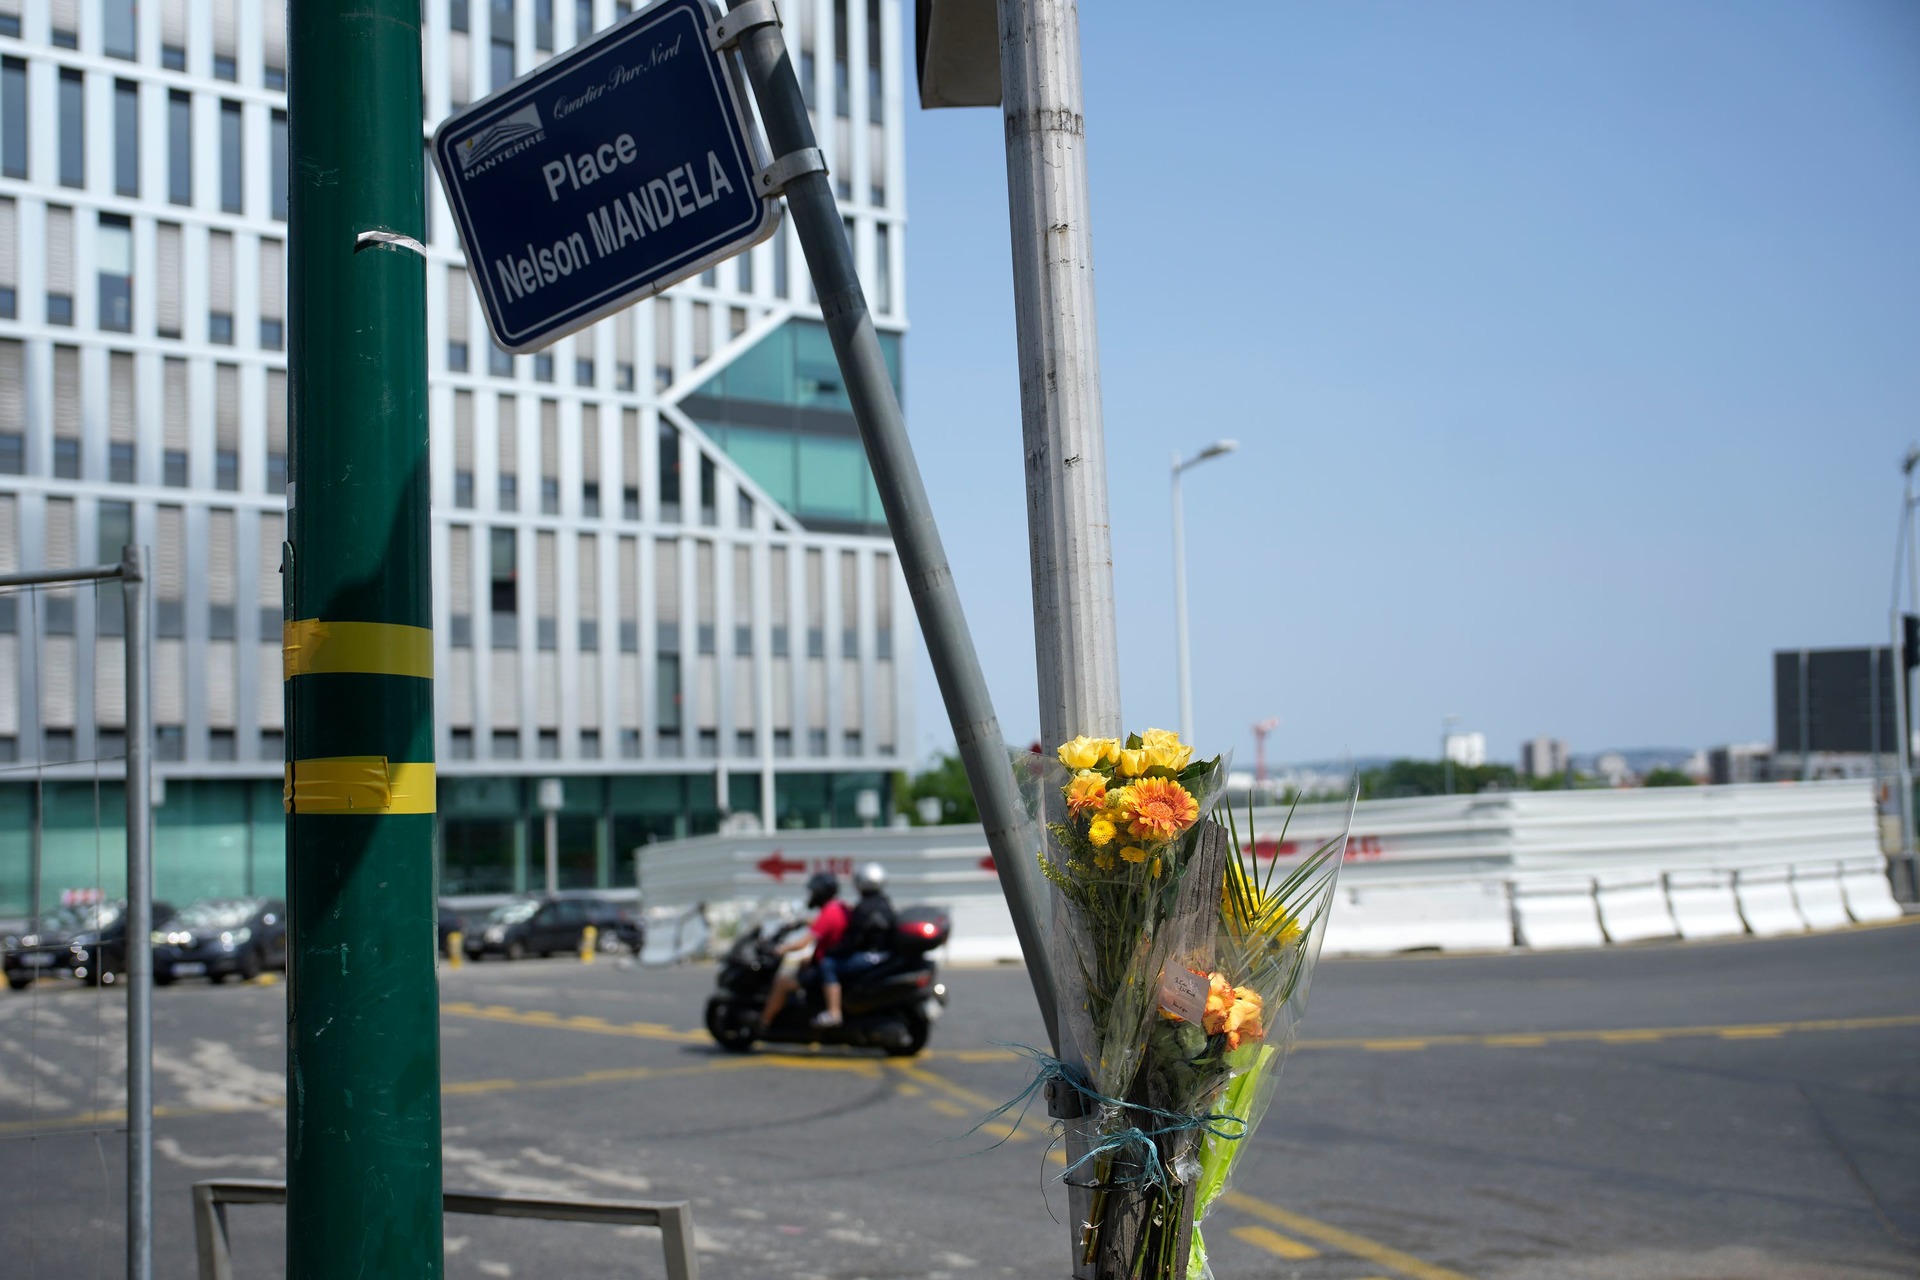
[1092, 848, 1116, 872]
[1087, 816, 1117, 847]
[1124, 776, 1199, 841]
[1065, 770, 1108, 816]
[1119, 844, 1149, 864]
[1223, 861, 1305, 946]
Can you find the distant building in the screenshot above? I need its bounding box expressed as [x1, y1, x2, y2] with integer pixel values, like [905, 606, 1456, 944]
[1709, 744, 1773, 786]
[1518, 736, 1569, 779]
[0, 0, 914, 917]
[1594, 752, 1633, 786]
[1443, 731, 1486, 768]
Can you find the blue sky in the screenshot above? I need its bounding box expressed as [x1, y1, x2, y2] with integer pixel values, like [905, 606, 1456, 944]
[894, 1, 1920, 769]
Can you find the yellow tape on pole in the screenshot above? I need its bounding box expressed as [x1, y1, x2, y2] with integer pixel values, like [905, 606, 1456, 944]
[283, 619, 433, 681]
[284, 757, 437, 814]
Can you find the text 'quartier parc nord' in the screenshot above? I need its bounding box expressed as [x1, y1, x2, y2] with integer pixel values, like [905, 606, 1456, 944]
[492, 136, 738, 302]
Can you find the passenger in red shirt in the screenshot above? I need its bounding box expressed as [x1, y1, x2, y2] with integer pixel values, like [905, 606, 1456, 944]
[758, 872, 851, 1028]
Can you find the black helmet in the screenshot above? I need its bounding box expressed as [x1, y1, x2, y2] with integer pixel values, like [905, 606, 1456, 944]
[804, 871, 839, 908]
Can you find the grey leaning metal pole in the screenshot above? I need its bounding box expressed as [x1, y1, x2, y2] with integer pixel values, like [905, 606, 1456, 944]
[123, 542, 155, 1280]
[725, 2, 1060, 1051]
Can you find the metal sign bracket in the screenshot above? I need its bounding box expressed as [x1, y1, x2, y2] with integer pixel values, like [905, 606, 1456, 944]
[755, 146, 827, 197]
[709, 0, 780, 50]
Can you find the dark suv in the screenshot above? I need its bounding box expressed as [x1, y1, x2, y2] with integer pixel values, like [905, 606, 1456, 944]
[464, 895, 642, 960]
[152, 898, 289, 984]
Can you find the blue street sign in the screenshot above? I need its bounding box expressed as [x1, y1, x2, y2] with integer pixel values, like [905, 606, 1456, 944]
[432, 0, 777, 353]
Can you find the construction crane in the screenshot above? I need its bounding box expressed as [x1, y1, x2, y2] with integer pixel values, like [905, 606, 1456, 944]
[1251, 718, 1280, 785]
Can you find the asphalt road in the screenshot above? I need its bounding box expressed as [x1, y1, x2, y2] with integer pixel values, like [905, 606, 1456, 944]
[1, 920, 1917, 1280]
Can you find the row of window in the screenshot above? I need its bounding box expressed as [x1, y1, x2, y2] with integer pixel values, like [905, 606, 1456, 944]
[0, 722, 889, 766]
[6, 0, 287, 88]
[0, 340, 283, 491]
[0, 60, 285, 220]
[0, 204, 284, 348]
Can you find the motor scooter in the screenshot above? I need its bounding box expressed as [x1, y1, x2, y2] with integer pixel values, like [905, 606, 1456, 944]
[704, 905, 949, 1056]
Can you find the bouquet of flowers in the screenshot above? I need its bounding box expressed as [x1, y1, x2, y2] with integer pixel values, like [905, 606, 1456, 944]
[1030, 729, 1348, 1279]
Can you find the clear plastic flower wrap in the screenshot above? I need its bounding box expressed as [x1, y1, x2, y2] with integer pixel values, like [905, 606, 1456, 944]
[1160, 805, 1349, 1280]
[1018, 730, 1349, 1278]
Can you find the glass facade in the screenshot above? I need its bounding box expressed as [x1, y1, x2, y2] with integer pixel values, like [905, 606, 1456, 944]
[682, 320, 901, 535]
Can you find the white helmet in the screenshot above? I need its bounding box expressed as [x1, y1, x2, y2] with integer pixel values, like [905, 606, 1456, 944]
[854, 862, 887, 894]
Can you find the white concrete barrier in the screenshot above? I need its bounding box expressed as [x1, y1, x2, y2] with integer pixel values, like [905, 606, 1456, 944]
[1512, 878, 1608, 950]
[1594, 875, 1680, 943]
[630, 781, 1902, 960]
[1789, 866, 1852, 931]
[1321, 878, 1513, 955]
[1664, 869, 1748, 939]
[1733, 866, 1806, 936]
[1840, 856, 1903, 923]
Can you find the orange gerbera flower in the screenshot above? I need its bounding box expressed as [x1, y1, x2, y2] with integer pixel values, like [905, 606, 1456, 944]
[1123, 777, 1199, 841]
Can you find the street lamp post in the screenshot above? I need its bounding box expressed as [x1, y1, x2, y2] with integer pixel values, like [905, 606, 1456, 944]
[1172, 440, 1239, 743]
[1892, 450, 1920, 900]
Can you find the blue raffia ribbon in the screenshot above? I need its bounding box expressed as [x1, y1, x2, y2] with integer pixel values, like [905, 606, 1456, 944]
[964, 1044, 1247, 1193]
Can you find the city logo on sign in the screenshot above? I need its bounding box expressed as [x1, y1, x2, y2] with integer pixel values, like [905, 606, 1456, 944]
[455, 104, 546, 175]
[432, 0, 779, 354]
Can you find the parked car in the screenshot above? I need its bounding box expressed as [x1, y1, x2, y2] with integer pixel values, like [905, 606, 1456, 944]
[69, 898, 175, 985]
[464, 894, 642, 960]
[3, 901, 170, 989]
[151, 898, 289, 984]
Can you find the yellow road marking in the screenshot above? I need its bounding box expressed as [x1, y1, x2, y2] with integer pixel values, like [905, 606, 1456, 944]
[440, 1001, 705, 1043]
[1224, 1191, 1474, 1280]
[0, 1101, 263, 1136]
[437, 999, 1920, 1060]
[1298, 1012, 1920, 1053]
[926, 1097, 970, 1118]
[1230, 1223, 1319, 1259]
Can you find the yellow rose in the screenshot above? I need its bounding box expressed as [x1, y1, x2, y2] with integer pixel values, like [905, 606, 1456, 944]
[1056, 735, 1105, 771]
[1116, 748, 1150, 777]
[1091, 737, 1122, 765]
[1140, 728, 1194, 772]
[1119, 844, 1149, 864]
[1087, 817, 1117, 847]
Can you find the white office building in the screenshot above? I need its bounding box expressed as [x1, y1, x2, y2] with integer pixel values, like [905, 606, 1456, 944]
[1518, 735, 1569, 780]
[0, 0, 914, 914]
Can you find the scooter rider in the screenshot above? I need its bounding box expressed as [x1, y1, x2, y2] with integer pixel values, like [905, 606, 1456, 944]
[829, 863, 897, 991]
[758, 871, 849, 1029]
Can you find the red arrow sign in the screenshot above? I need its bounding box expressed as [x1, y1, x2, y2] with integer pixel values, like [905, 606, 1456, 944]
[756, 851, 807, 882]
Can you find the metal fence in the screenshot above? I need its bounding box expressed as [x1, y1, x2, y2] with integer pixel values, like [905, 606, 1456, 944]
[0, 548, 155, 1280]
[191, 1179, 699, 1280]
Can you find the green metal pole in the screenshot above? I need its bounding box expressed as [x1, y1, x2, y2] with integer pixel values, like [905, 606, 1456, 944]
[286, 0, 441, 1276]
